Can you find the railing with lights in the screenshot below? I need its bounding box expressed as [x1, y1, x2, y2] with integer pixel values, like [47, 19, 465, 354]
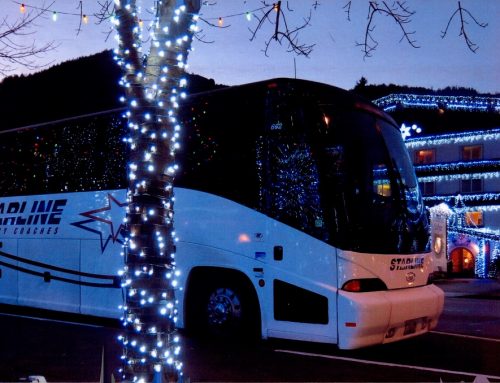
[373, 94, 500, 113]
[423, 193, 500, 207]
[414, 160, 500, 176]
[449, 227, 500, 241]
[405, 128, 500, 149]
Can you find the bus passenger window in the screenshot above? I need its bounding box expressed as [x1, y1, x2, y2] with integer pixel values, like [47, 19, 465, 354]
[256, 137, 325, 240]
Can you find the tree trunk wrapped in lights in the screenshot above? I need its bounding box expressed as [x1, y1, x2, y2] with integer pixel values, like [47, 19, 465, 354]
[112, 1, 200, 381]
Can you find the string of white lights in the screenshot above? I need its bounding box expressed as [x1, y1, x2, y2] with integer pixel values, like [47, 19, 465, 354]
[112, 1, 199, 381]
[449, 227, 500, 241]
[415, 159, 500, 174]
[374, 93, 500, 113]
[14, 1, 268, 25]
[418, 171, 499, 183]
[423, 193, 500, 203]
[405, 128, 500, 149]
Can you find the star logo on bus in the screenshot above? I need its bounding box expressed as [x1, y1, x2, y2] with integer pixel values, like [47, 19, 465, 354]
[71, 193, 127, 253]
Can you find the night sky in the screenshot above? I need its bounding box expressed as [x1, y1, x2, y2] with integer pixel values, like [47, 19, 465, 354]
[1, 0, 499, 93]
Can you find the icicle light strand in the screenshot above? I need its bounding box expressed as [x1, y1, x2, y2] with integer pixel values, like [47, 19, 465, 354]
[374, 94, 500, 113]
[405, 128, 500, 149]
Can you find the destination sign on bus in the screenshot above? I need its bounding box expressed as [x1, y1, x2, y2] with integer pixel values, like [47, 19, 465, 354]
[389, 257, 425, 271]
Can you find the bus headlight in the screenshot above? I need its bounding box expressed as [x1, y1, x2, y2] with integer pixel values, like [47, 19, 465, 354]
[342, 278, 387, 292]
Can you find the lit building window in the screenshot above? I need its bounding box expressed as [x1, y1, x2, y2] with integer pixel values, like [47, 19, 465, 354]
[376, 183, 391, 197]
[462, 145, 482, 161]
[465, 211, 484, 227]
[415, 149, 435, 164]
[373, 164, 391, 197]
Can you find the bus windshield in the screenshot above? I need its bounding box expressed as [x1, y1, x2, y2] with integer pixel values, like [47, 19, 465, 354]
[318, 107, 429, 254]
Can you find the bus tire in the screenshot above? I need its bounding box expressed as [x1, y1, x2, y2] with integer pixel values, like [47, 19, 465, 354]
[186, 268, 260, 341]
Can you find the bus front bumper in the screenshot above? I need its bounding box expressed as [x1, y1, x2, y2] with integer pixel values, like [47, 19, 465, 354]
[337, 283, 444, 350]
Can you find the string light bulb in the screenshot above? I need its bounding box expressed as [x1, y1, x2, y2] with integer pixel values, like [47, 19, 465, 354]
[14, 1, 271, 35]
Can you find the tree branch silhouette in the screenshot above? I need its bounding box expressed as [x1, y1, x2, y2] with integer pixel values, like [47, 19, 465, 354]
[357, 1, 418, 58]
[0, 4, 57, 76]
[249, 1, 316, 57]
[441, 1, 488, 53]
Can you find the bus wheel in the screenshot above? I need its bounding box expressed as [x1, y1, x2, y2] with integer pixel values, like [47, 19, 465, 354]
[188, 270, 259, 340]
[206, 287, 242, 335]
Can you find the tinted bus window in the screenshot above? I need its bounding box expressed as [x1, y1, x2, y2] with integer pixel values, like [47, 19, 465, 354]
[0, 113, 127, 197]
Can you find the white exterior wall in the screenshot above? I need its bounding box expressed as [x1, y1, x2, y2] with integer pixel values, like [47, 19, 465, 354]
[434, 145, 458, 163]
[435, 181, 459, 195]
[483, 140, 500, 158]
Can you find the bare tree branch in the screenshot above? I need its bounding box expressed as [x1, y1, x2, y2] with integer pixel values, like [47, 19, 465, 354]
[192, 28, 216, 44]
[357, 1, 419, 58]
[75, 1, 84, 35]
[441, 1, 488, 53]
[0, 5, 57, 76]
[249, 1, 316, 57]
[343, 1, 352, 21]
[94, 0, 115, 24]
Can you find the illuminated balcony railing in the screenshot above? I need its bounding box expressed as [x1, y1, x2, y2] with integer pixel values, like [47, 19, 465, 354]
[374, 93, 500, 113]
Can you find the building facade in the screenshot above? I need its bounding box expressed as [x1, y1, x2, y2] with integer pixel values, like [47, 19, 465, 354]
[374, 94, 500, 278]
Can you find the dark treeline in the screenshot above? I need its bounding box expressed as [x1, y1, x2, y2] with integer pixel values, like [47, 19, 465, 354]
[350, 76, 496, 100]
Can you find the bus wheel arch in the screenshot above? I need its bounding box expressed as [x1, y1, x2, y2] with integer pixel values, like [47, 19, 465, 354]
[184, 266, 261, 340]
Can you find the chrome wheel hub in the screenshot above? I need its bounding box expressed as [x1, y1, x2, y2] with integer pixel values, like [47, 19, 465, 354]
[207, 287, 241, 326]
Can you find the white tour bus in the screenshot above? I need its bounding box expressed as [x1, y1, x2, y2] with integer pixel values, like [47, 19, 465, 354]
[0, 78, 444, 349]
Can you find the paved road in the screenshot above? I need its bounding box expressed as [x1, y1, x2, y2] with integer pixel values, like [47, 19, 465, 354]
[433, 278, 500, 338]
[182, 332, 500, 382]
[0, 278, 499, 382]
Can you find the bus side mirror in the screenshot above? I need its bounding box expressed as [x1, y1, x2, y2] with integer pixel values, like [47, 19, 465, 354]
[274, 246, 283, 261]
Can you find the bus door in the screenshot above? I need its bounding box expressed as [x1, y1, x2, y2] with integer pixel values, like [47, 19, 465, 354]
[255, 91, 338, 343]
[262, 223, 338, 344]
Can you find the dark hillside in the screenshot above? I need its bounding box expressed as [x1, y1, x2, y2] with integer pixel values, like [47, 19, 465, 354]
[0, 50, 224, 130]
[0, 51, 120, 129]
